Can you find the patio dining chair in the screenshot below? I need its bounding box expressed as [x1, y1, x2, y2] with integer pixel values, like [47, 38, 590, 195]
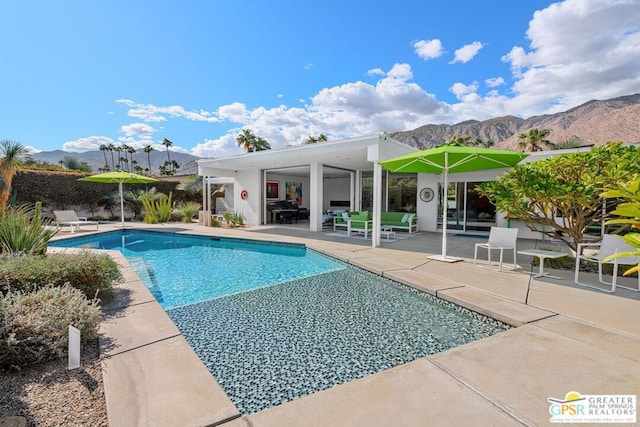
[574, 234, 640, 292]
[473, 226, 518, 271]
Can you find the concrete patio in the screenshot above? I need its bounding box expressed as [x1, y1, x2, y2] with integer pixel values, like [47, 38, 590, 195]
[51, 223, 640, 426]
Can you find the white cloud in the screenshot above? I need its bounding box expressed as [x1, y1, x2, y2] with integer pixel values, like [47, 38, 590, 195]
[62, 136, 115, 152]
[304, 63, 314, 70]
[412, 39, 444, 60]
[501, 0, 640, 114]
[450, 41, 483, 64]
[277, 94, 284, 98]
[120, 123, 155, 136]
[485, 77, 505, 87]
[24, 145, 41, 154]
[116, 99, 221, 123]
[111, 1, 640, 159]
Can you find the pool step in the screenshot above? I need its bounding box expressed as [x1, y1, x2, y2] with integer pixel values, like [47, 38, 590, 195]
[128, 257, 164, 303]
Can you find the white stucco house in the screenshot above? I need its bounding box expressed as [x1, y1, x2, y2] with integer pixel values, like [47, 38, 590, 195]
[197, 134, 545, 247]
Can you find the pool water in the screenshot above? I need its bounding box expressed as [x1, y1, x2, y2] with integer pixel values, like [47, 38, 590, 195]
[50, 230, 345, 309]
[52, 230, 511, 415]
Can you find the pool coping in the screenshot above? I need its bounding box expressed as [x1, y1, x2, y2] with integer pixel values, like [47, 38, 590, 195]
[49, 226, 640, 426]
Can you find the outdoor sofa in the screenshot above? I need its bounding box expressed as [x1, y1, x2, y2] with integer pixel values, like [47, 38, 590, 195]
[333, 211, 417, 237]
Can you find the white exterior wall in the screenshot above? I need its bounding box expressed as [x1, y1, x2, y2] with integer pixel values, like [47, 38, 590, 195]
[234, 169, 261, 225]
[265, 173, 311, 209]
[323, 177, 351, 210]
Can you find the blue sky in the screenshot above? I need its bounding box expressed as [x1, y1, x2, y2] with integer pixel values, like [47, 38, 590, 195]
[1, 0, 639, 158]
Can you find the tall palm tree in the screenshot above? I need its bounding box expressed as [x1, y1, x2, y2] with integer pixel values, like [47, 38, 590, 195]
[162, 138, 173, 163]
[517, 128, 555, 152]
[107, 143, 116, 170]
[99, 144, 109, 169]
[143, 144, 154, 175]
[236, 129, 271, 152]
[127, 146, 136, 172]
[162, 138, 174, 174]
[0, 139, 29, 209]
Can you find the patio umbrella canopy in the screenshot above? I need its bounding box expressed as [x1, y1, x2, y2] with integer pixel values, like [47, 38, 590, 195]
[380, 144, 528, 262]
[79, 171, 158, 227]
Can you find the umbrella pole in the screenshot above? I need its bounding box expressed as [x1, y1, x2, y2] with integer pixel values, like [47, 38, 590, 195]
[119, 181, 125, 227]
[429, 152, 461, 262]
[441, 165, 448, 258]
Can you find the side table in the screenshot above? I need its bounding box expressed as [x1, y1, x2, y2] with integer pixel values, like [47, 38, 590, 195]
[517, 249, 568, 279]
[380, 226, 396, 241]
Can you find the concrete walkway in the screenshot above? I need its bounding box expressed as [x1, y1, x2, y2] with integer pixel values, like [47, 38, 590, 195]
[52, 223, 640, 426]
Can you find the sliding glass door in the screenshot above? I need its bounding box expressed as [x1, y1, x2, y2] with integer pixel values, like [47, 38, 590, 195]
[438, 181, 495, 232]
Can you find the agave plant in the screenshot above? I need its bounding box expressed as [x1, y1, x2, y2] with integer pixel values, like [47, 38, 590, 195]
[0, 202, 57, 256]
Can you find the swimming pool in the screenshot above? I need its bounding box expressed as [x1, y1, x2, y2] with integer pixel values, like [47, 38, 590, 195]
[50, 230, 345, 309]
[52, 230, 510, 415]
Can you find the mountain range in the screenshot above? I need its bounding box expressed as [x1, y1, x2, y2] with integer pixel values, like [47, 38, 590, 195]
[28, 93, 640, 173]
[389, 93, 640, 149]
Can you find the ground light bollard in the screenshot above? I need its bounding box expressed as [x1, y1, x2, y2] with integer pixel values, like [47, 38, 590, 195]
[68, 325, 81, 370]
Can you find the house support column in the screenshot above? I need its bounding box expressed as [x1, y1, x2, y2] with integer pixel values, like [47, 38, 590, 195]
[355, 170, 362, 211]
[372, 162, 382, 247]
[310, 162, 323, 232]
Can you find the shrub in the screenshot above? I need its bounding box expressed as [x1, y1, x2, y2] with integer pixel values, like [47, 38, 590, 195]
[0, 202, 57, 256]
[175, 202, 201, 223]
[141, 191, 175, 223]
[0, 286, 101, 369]
[222, 211, 245, 227]
[0, 252, 122, 299]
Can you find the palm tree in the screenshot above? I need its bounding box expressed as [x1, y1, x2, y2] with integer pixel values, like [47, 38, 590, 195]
[304, 133, 328, 144]
[99, 144, 109, 169]
[0, 139, 29, 209]
[236, 129, 271, 152]
[107, 143, 116, 170]
[447, 135, 473, 146]
[517, 128, 555, 152]
[127, 146, 136, 172]
[162, 138, 174, 174]
[143, 144, 154, 175]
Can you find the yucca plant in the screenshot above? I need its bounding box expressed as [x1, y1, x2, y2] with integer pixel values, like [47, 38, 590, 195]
[0, 202, 57, 256]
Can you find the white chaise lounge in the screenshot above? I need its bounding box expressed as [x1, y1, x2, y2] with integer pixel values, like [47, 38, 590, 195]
[53, 210, 99, 233]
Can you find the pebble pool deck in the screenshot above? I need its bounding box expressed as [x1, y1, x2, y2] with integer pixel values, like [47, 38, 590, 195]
[166, 266, 510, 415]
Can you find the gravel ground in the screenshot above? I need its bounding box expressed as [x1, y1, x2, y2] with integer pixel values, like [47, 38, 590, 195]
[0, 340, 108, 427]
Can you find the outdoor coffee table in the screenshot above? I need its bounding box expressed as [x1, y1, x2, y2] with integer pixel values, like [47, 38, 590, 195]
[517, 248, 568, 279]
[380, 226, 396, 241]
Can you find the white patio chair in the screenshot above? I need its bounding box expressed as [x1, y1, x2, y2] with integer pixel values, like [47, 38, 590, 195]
[53, 210, 99, 233]
[574, 234, 640, 292]
[473, 226, 518, 271]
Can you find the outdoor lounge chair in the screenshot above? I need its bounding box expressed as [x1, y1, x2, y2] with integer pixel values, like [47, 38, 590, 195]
[53, 210, 99, 233]
[473, 226, 518, 271]
[574, 234, 640, 292]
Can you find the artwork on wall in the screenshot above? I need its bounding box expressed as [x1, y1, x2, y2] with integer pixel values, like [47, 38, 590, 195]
[266, 181, 279, 199]
[286, 181, 302, 205]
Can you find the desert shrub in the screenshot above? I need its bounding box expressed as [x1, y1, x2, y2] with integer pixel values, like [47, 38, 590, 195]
[141, 191, 175, 223]
[0, 252, 122, 299]
[175, 202, 201, 223]
[0, 202, 57, 256]
[0, 286, 101, 369]
[222, 211, 245, 227]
